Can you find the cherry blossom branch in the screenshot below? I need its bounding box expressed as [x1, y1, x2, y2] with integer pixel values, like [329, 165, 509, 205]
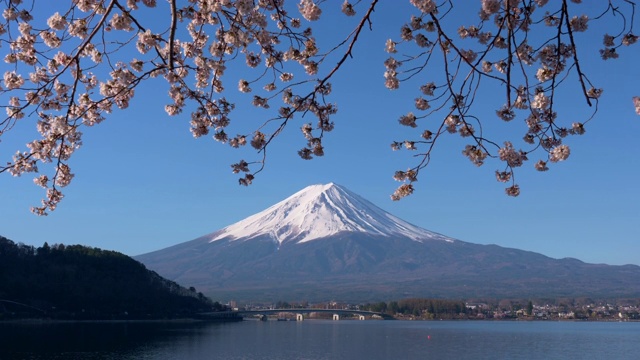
[0, 0, 637, 213]
[168, 0, 177, 70]
[562, 0, 592, 107]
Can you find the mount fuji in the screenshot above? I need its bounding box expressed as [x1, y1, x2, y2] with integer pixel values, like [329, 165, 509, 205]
[136, 183, 640, 302]
[207, 183, 453, 245]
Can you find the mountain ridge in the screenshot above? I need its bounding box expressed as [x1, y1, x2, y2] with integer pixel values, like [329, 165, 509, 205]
[136, 183, 640, 302]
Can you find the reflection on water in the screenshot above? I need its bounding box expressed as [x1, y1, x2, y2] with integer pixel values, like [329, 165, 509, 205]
[1, 320, 639, 360]
[0, 321, 214, 359]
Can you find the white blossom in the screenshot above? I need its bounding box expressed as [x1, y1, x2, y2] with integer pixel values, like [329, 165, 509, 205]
[569, 15, 589, 32]
[420, 83, 436, 96]
[462, 145, 487, 166]
[549, 145, 570, 162]
[238, 79, 251, 93]
[415, 34, 431, 47]
[385, 39, 397, 53]
[40, 31, 61, 48]
[137, 29, 157, 54]
[69, 19, 88, 38]
[415, 98, 430, 110]
[622, 33, 639, 46]
[47, 12, 67, 30]
[505, 185, 520, 197]
[2, 8, 18, 21]
[498, 142, 526, 167]
[280, 73, 294, 82]
[531, 92, 550, 110]
[110, 13, 133, 31]
[341, 1, 356, 16]
[536, 67, 554, 82]
[587, 87, 603, 99]
[603, 34, 615, 47]
[391, 184, 414, 201]
[482, 0, 500, 15]
[299, 0, 322, 21]
[4, 71, 24, 89]
[600, 48, 619, 60]
[535, 160, 549, 171]
[398, 112, 417, 127]
[410, 0, 436, 14]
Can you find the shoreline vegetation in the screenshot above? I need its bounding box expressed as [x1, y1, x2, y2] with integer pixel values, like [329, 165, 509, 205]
[0, 237, 232, 322]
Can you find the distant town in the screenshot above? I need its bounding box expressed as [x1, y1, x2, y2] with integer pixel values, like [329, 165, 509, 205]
[233, 299, 640, 321]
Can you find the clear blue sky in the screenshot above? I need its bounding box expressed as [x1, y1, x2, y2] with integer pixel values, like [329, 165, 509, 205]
[1, 2, 638, 265]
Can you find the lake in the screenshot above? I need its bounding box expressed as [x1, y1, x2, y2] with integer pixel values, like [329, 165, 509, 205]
[1, 320, 638, 359]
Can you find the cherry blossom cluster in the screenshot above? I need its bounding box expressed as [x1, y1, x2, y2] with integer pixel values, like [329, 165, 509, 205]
[0, 0, 637, 214]
[0, 0, 375, 214]
[388, 0, 638, 200]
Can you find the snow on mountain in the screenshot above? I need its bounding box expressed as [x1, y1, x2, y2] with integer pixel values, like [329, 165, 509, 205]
[209, 183, 454, 244]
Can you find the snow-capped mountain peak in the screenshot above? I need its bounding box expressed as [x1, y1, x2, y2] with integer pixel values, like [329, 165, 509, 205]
[208, 183, 453, 244]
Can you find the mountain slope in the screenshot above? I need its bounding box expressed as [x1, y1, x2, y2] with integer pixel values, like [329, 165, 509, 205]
[136, 183, 640, 302]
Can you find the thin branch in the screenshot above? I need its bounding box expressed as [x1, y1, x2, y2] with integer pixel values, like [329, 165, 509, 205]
[506, 6, 512, 107]
[169, 0, 177, 70]
[562, 0, 592, 106]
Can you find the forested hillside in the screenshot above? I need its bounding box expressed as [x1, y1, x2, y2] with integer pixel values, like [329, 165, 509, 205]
[0, 236, 226, 320]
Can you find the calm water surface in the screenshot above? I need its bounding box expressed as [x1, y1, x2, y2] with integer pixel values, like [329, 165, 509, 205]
[1, 320, 639, 359]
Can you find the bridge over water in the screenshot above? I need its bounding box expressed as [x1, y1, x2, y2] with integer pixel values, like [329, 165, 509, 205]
[236, 308, 393, 321]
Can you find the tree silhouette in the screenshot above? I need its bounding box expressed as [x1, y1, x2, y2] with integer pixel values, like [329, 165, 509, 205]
[0, 236, 223, 319]
[0, 0, 637, 214]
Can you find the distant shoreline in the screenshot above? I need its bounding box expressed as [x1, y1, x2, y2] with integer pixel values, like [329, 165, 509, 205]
[2, 317, 639, 324]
